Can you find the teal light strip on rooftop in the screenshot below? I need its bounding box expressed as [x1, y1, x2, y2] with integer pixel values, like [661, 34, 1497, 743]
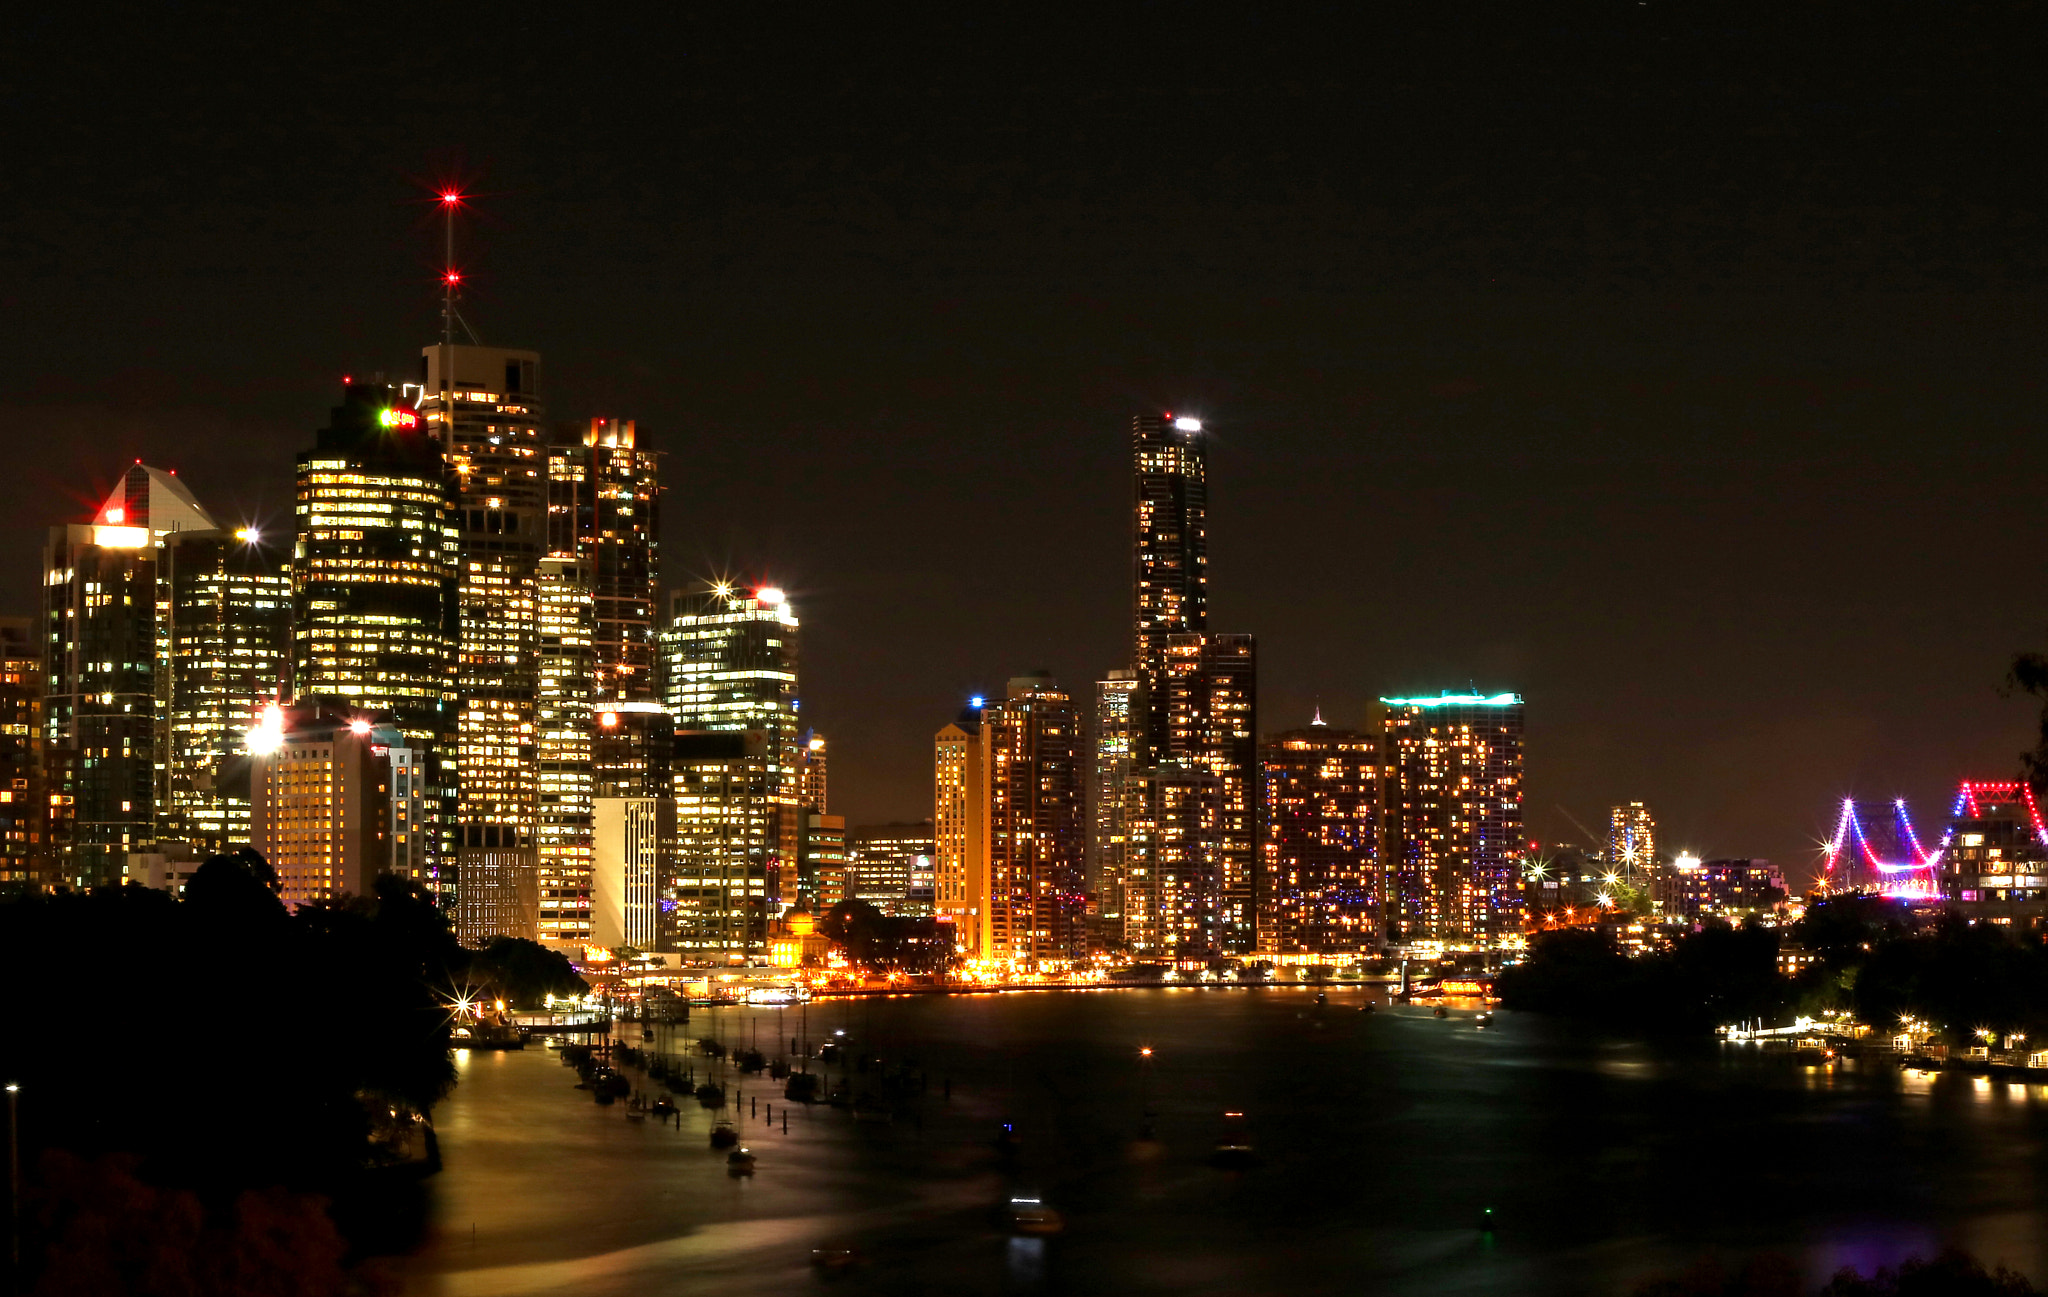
[1378, 692, 1523, 708]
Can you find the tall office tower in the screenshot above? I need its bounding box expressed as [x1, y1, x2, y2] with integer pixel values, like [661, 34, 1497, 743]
[547, 418, 661, 703]
[418, 344, 546, 942]
[671, 729, 775, 956]
[850, 821, 937, 916]
[1608, 802, 1656, 886]
[1381, 693, 1527, 947]
[983, 674, 1085, 968]
[293, 382, 459, 893]
[247, 706, 391, 909]
[593, 794, 671, 950]
[1164, 633, 1259, 953]
[43, 465, 217, 885]
[0, 619, 44, 886]
[157, 529, 291, 856]
[535, 557, 596, 943]
[1260, 721, 1380, 960]
[1132, 412, 1208, 756]
[800, 812, 850, 910]
[657, 584, 801, 907]
[797, 731, 828, 812]
[933, 699, 988, 953]
[1122, 763, 1220, 961]
[1090, 670, 1141, 942]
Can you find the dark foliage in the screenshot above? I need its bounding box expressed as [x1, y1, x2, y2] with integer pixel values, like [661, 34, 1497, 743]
[1850, 914, 2048, 1041]
[25, 1151, 392, 1297]
[819, 899, 954, 975]
[466, 935, 589, 1009]
[1793, 895, 1918, 966]
[2007, 652, 2048, 793]
[0, 860, 462, 1200]
[1820, 1250, 2040, 1295]
[1497, 921, 1786, 1032]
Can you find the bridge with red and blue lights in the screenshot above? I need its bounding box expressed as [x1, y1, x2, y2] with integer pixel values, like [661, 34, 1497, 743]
[1819, 781, 2048, 900]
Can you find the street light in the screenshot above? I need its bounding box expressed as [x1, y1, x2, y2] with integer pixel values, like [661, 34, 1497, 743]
[7, 1081, 18, 1289]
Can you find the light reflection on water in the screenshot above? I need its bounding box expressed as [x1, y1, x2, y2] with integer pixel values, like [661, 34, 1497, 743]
[394, 993, 2048, 1296]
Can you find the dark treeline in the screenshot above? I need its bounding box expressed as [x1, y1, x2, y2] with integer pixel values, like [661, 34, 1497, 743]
[820, 898, 953, 975]
[1500, 896, 2048, 1043]
[1636, 1247, 2039, 1295]
[0, 850, 585, 1294]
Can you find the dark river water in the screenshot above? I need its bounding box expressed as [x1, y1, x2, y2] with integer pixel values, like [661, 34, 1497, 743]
[389, 988, 2048, 1296]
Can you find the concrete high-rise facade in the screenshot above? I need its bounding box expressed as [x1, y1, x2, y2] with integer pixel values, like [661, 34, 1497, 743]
[1122, 763, 1220, 961]
[158, 528, 291, 857]
[247, 707, 390, 909]
[1381, 693, 1526, 947]
[593, 794, 670, 950]
[293, 382, 459, 895]
[419, 344, 547, 942]
[1259, 721, 1380, 960]
[933, 701, 988, 953]
[983, 674, 1085, 968]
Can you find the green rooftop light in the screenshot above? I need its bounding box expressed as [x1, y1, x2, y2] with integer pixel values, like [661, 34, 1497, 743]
[1379, 692, 1523, 708]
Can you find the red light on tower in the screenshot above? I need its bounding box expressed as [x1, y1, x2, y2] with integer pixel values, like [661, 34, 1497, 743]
[444, 271, 461, 286]
[441, 191, 461, 206]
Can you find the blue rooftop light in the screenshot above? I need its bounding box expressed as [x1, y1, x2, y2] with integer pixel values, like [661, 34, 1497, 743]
[1378, 692, 1523, 708]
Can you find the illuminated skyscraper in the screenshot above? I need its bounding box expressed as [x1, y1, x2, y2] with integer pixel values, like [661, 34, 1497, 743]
[418, 344, 547, 942]
[1132, 413, 1208, 756]
[1122, 763, 1220, 961]
[1381, 693, 1526, 946]
[0, 619, 45, 886]
[548, 418, 661, 703]
[535, 556, 596, 942]
[1260, 720, 1379, 959]
[293, 382, 459, 892]
[983, 673, 1085, 968]
[796, 731, 828, 813]
[247, 707, 391, 909]
[1089, 669, 1140, 941]
[671, 728, 774, 955]
[657, 584, 801, 910]
[1608, 802, 1657, 886]
[157, 528, 291, 856]
[44, 464, 216, 885]
[933, 700, 988, 953]
[850, 821, 936, 915]
[1164, 632, 1259, 953]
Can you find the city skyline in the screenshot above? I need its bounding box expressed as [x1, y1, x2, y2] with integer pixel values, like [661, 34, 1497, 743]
[5, 9, 2043, 886]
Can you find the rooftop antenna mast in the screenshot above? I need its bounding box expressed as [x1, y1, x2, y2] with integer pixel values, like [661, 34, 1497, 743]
[439, 188, 480, 346]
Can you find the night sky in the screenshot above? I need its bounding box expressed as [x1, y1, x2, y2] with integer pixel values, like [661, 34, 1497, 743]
[5, 4, 2043, 885]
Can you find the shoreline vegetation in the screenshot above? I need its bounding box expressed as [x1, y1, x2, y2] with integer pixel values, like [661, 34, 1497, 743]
[0, 852, 585, 1296]
[1499, 895, 2048, 1048]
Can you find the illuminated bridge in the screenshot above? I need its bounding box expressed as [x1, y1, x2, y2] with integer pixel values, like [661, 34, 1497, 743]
[1820, 782, 2048, 902]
